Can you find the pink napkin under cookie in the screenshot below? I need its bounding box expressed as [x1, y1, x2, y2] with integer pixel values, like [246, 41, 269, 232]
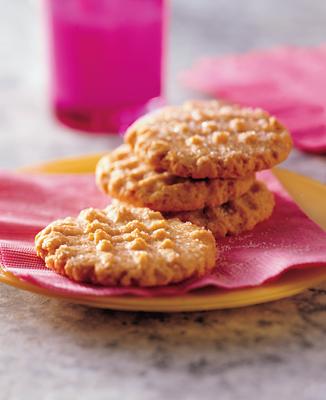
[182, 46, 326, 153]
[0, 171, 325, 297]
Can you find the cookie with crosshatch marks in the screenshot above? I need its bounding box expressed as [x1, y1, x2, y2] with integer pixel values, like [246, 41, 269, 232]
[96, 144, 255, 212]
[35, 203, 217, 287]
[125, 100, 292, 179]
[167, 181, 275, 238]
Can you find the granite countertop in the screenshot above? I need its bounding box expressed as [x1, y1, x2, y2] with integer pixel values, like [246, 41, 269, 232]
[2, 285, 326, 399]
[1, 1, 326, 399]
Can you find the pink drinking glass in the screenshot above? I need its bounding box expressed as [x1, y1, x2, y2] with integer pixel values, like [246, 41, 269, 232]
[46, 0, 167, 133]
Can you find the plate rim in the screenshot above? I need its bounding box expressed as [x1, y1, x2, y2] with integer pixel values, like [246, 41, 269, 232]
[0, 153, 325, 311]
[2, 266, 326, 312]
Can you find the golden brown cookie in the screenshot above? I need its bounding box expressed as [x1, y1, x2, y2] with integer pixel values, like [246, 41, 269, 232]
[125, 100, 292, 179]
[96, 145, 255, 212]
[35, 202, 217, 287]
[167, 181, 275, 238]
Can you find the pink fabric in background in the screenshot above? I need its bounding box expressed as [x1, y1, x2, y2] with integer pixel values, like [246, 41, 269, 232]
[0, 171, 325, 298]
[181, 46, 326, 154]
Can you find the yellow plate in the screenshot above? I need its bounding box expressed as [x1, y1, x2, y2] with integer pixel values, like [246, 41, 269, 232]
[0, 153, 325, 312]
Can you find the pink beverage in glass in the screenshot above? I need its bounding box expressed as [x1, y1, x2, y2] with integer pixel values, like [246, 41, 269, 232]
[46, 0, 166, 133]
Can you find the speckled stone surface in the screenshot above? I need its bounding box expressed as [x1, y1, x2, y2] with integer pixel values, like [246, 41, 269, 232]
[1, 285, 326, 399]
[1, 1, 326, 399]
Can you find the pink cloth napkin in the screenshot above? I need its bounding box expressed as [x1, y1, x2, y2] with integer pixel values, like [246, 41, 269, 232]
[182, 46, 326, 153]
[0, 171, 325, 298]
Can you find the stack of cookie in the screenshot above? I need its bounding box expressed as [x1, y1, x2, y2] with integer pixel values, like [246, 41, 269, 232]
[96, 100, 292, 239]
[35, 100, 292, 288]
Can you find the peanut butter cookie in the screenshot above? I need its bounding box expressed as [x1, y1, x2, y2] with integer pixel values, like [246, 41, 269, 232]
[96, 145, 255, 212]
[125, 100, 292, 179]
[167, 181, 275, 238]
[35, 202, 217, 287]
